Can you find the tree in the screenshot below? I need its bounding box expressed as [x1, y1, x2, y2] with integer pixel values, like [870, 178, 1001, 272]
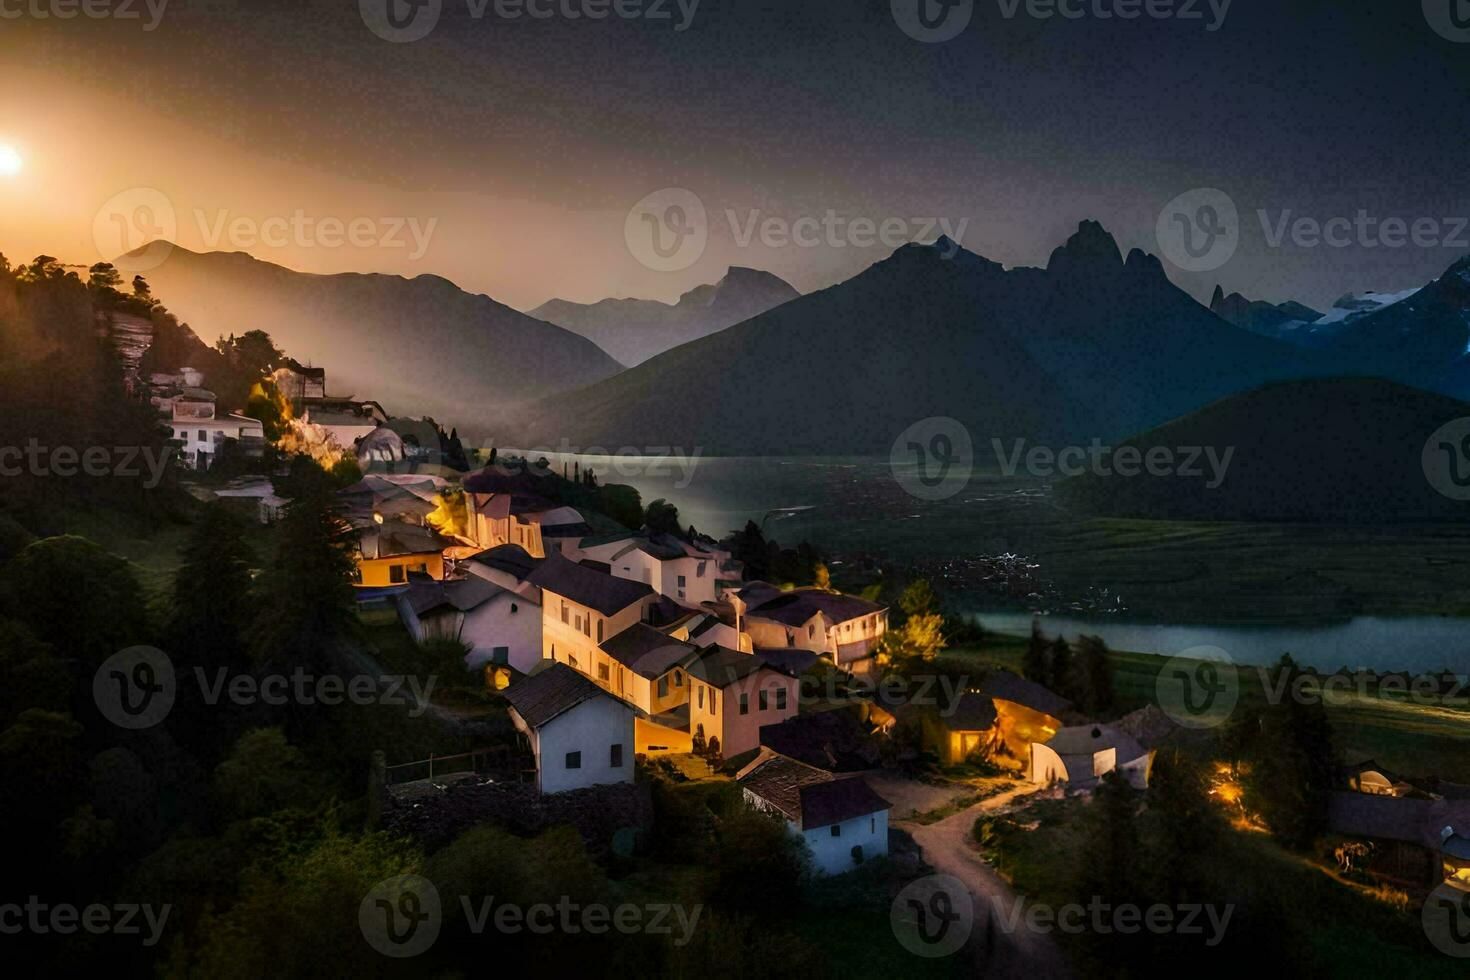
[1145, 748, 1223, 902]
[1022, 617, 1049, 684]
[249, 480, 357, 680]
[1077, 770, 1141, 905]
[1074, 634, 1115, 715]
[597, 483, 643, 530]
[1242, 655, 1337, 849]
[216, 329, 281, 380]
[132, 274, 151, 299]
[724, 521, 769, 581]
[1047, 636, 1074, 699]
[812, 562, 832, 591]
[88, 262, 122, 292]
[644, 498, 681, 536]
[213, 727, 324, 822]
[879, 578, 946, 666]
[167, 504, 256, 669]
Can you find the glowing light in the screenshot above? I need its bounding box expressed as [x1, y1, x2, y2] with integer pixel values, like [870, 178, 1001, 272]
[0, 145, 21, 177]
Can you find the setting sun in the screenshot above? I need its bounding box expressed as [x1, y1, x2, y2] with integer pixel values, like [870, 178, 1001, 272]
[0, 145, 21, 177]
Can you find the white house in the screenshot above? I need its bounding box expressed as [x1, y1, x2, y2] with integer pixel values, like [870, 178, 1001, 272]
[168, 413, 266, 471]
[732, 583, 888, 674]
[738, 748, 890, 875]
[572, 531, 744, 606]
[1028, 723, 1155, 790]
[398, 575, 543, 674]
[502, 663, 636, 795]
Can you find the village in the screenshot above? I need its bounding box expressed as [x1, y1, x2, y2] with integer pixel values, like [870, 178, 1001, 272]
[145, 347, 1470, 937]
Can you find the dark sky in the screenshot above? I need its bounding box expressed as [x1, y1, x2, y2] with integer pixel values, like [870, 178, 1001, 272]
[2, 0, 1467, 310]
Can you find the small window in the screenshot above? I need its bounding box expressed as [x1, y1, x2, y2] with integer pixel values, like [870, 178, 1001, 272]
[870, 817, 875, 833]
[675, 671, 683, 688]
[597, 619, 603, 642]
[739, 693, 749, 715]
[697, 687, 704, 709]
[759, 690, 769, 711]
[598, 663, 610, 682]
[565, 751, 581, 769]
[389, 565, 406, 584]
[561, 603, 569, 625]
[710, 693, 717, 716]
[776, 688, 787, 710]
[511, 602, 518, 613]
[491, 646, 509, 666]
[830, 824, 841, 837]
[677, 575, 687, 587]
[610, 744, 623, 768]
[197, 430, 206, 441]
[658, 675, 669, 697]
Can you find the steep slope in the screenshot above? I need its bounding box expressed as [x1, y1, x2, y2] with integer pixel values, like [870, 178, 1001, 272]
[1056, 378, 1470, 523]
[1209, 286, 1324, 340]
[531, 267, 800, 366]
[516, 222, 1316, 455]
[129, 245, 623, 426]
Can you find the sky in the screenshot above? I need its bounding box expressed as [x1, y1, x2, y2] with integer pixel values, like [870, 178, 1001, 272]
[0, 0, 1467, 312]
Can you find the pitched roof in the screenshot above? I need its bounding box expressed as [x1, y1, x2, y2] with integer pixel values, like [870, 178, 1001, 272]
[1042, 724, 1146, 763]
[936, 693, 999, 733]
[684, 645, 793, 687]
[528, 554, 654, 616]
[357, 520, 453, 559]
[752, 648, 822, 676]
[1326, 792, 1470, 850]
[738, 750, 889, 829]
[406, 575, 504, 616]
[501, 662, 628, 729]
[976, 670, 1073, 719]
[466, 543, 542, 580]
[599, 624, 698, 679]
[744, 588, 886, 627]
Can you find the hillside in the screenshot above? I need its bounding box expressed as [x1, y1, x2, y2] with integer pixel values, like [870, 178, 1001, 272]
[515, 221, 1317, 455]
[531, 267, 800, 366]
[1055, 378, 1470, 523]
[128, 245, 624, 427]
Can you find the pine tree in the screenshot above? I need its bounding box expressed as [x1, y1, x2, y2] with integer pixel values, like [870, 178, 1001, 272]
[1075, 634, 1115, 715]
[1022, 617, 1049, 684]
[168, 503, 256, 669]
[1048, 636, 1073, 697]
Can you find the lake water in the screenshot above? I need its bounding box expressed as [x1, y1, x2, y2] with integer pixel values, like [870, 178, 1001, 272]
[521, 451, 1470, 674]
[968, 611, 1470, 676]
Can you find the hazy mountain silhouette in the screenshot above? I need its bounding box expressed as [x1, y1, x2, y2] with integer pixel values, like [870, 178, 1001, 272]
[1056, 378, 1470, 523]
[1209, 285, 1323, 339]
[126, 244, 623, 425]
[516, 221, 1316, 454]
[531, 267, 800, 366]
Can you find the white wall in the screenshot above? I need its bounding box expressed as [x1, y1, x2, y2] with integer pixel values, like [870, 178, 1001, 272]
[528, 696, 635, 795]
[801, 808, 889, 876]
[459, 593, 542, 674]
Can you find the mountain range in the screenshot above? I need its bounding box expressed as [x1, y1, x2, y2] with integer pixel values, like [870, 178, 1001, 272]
[513, 222, 1323, 454]
[531, 267, 800, 367]
[126, 245, 623, 424]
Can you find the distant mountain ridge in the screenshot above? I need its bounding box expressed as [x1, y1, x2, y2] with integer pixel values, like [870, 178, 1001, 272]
[531, 267, 800, 366]
[127, 244, 623, 427]
[514, 221, 1320, 455]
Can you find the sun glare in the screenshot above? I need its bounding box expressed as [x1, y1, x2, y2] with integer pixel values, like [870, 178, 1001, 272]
[0, 145, 21, 177]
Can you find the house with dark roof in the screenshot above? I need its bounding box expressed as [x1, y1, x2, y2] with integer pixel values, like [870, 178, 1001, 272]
[502, 663, 636, 795]
[461, 464, 590, 558]
[572, 531, 744, 606]
[731, 583, 888, 674]
[737, 748, 891, 875]
[398, 574, 541, 674]
[529, 554, 658, 679]
[353, 518, 453, 589]
[463, 543, 543, 593]
[1327, 791, 1470, 890]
